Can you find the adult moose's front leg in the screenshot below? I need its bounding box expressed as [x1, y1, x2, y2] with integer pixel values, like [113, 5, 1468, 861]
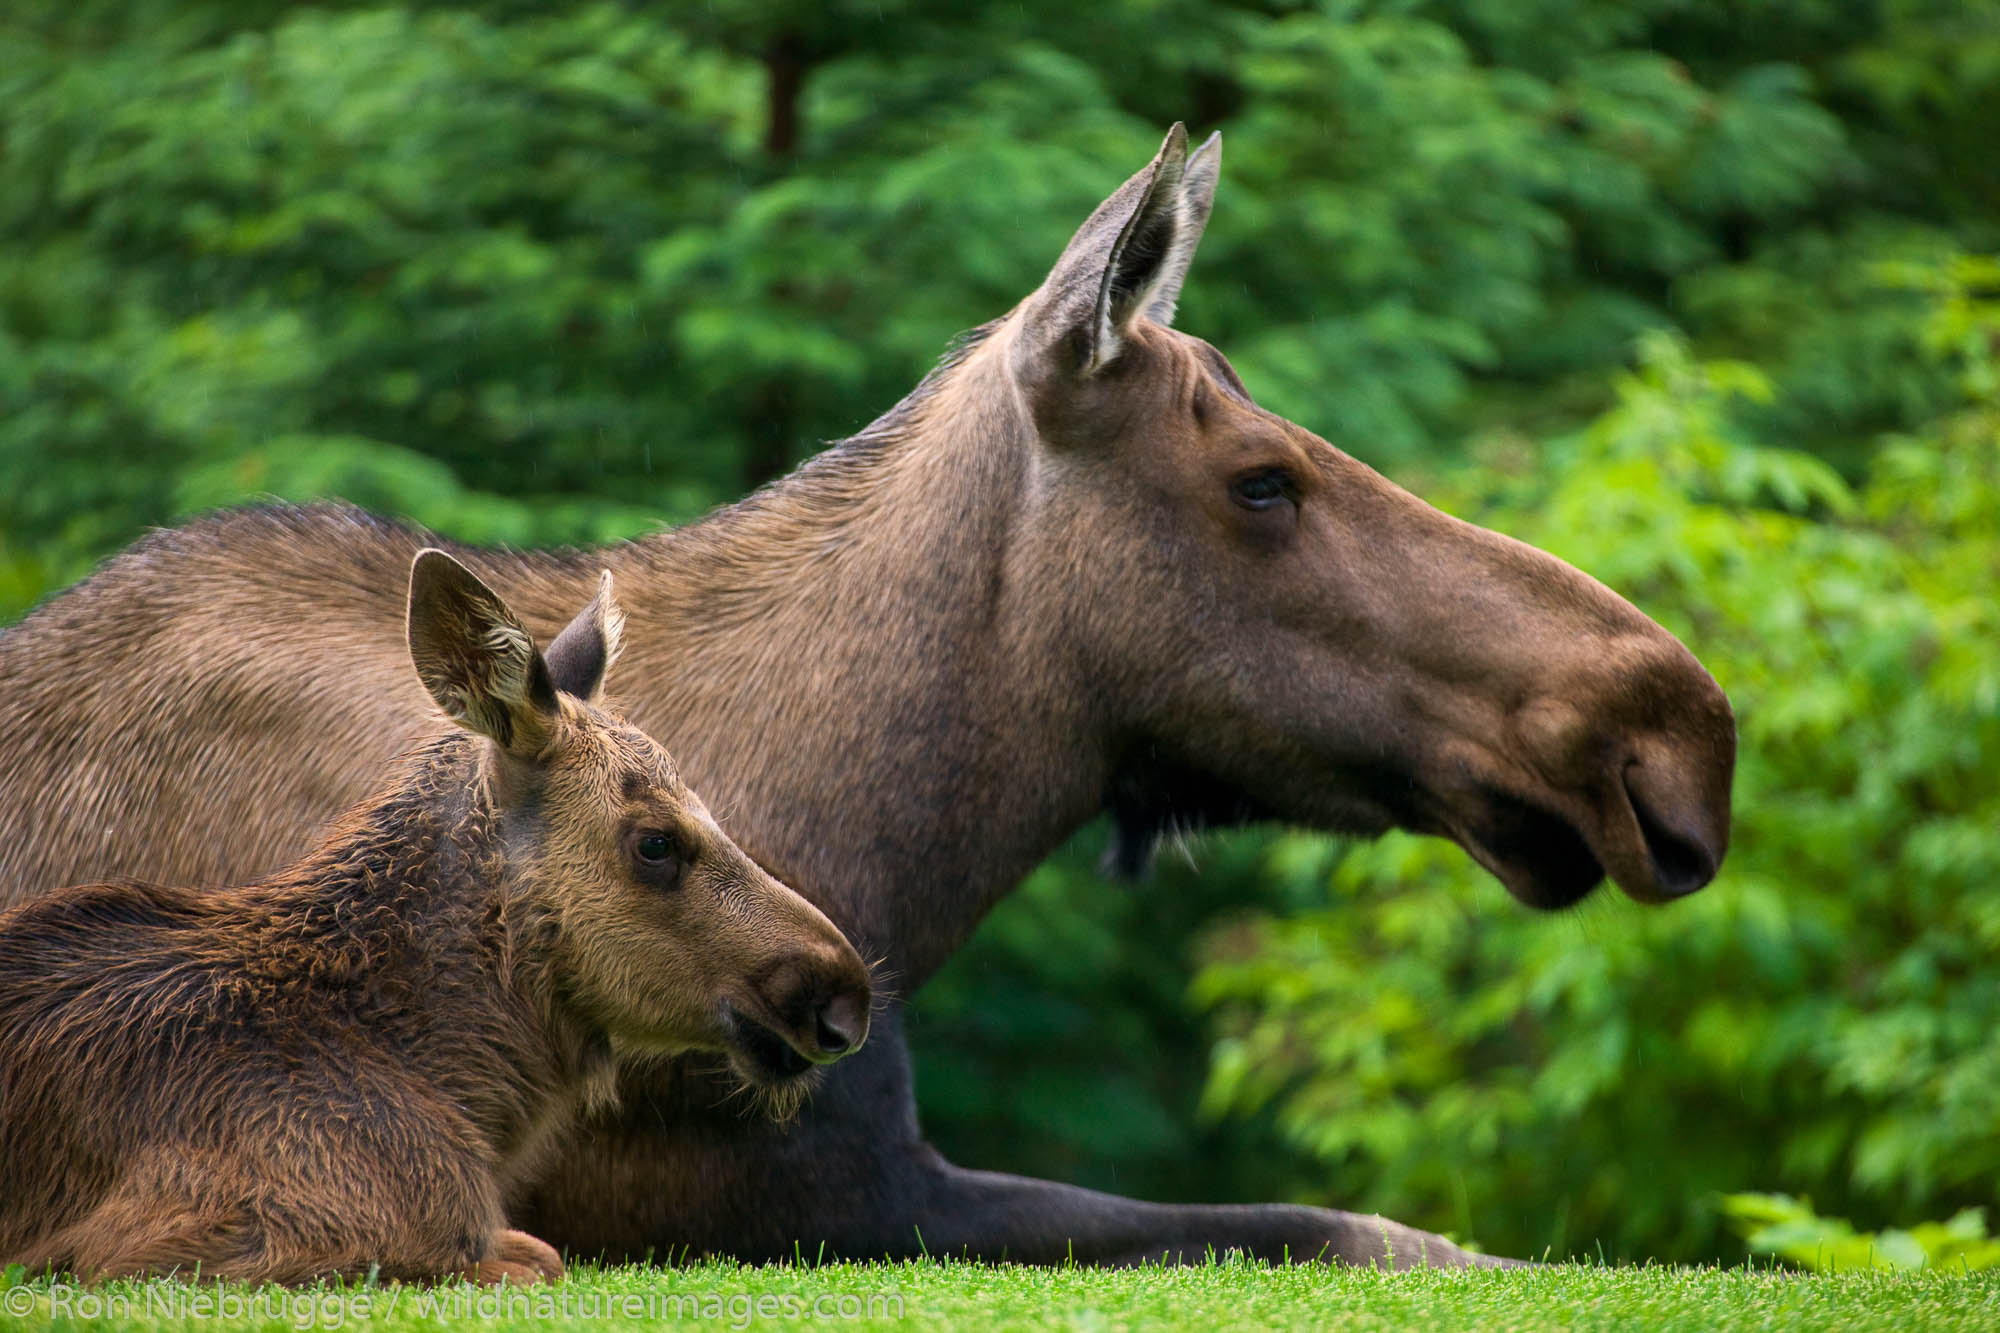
[519, 1014, 1508, 1270]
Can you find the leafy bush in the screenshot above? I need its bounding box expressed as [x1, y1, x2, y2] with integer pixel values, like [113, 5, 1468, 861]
[7, 1, 1985, 610]
[1723, 1193, 2000, 1273]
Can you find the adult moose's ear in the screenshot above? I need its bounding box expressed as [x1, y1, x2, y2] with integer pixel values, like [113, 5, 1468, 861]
[1154, 128, 1220, 328]
[543, 569, 624, 704]
[406, 548, 560, 758]
[1015, 123, 1221, 378]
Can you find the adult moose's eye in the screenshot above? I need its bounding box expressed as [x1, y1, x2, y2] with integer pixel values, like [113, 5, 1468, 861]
[636, 833, 673, 862]
[1230, 469, 1292, 511]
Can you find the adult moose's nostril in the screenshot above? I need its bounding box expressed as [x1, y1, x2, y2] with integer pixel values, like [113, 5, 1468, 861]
[1622, 765, 1719, 898]
[813, 989, 869, 1059]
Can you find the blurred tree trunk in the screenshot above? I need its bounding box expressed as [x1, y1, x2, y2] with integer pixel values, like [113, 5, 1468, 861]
[764, 32, 806, 159]
[746, 33, 810, 488]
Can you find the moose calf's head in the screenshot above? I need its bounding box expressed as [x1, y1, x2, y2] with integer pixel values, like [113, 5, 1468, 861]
[407, 550, 871, 1097]
[997, 126, 1735, 908]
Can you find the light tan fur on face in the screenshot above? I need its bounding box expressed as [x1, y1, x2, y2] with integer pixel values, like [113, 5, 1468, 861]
[519, 702, 867, 1114]
[407, 550, 874, 1089]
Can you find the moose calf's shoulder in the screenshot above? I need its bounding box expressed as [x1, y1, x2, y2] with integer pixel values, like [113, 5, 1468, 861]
[0, 550, 870, 1286]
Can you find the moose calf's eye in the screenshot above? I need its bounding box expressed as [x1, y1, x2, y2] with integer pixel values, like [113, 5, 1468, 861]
[632, 830, 684, 890]
[1231, 470, 1292, 511]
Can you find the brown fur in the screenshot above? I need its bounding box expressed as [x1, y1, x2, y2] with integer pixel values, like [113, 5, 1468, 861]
[0, 554, 870, 1284]
[0, 127, 1732, 1267]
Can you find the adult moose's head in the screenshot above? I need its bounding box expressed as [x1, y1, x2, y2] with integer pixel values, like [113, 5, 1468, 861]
[983, 124, 1734, 909]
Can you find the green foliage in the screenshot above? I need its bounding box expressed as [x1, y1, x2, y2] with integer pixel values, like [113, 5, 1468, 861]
[7, 0, 1992, 605]
[3, 0, 1999, 1259]
[1192, 266, 2000, 1260]
[1723, 1193, 2000, 1273]
[0, 4, 761, 591]
[909, 827, 1318, 1207]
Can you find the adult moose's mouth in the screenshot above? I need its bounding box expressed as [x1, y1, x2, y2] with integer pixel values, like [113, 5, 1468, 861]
[1107, 751, 1613, 908]
[1455, 786, 1607, 910]
[1451, 764, 1726, 910]
[1102, 744, 1724, 910]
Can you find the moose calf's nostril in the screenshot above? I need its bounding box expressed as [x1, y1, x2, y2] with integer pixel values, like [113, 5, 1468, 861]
[814, 1015, 850, 1056]
[814, 990, 868, 1057]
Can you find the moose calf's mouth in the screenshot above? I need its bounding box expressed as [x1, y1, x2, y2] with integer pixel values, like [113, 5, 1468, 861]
[720, 1004, 823, 1087]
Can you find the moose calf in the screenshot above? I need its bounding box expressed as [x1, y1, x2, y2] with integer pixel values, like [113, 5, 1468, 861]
[0, 550, 871, 1285]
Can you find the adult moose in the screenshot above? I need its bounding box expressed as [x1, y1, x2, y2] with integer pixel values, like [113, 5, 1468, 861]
[0, 126, 1733, 1268]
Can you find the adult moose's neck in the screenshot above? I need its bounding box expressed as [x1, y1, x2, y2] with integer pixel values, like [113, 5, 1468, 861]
[603, 330, 1108, 985]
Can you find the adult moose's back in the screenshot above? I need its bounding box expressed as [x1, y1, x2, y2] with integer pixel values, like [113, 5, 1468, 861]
[0, 126, 1733, 1267]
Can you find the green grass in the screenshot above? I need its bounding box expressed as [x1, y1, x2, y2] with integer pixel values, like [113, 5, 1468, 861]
[6, 1260, 1999, 1331]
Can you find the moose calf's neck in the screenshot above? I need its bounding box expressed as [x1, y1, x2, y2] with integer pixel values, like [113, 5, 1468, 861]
[242, 733, 615, 1183]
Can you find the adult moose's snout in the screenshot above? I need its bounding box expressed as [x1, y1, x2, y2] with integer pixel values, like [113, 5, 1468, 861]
[1609, 667, 1736, 903]
[1623, 762, 1721, 898]
[1372, 501, 1740, 912]
[1503, 628, 1736, 908]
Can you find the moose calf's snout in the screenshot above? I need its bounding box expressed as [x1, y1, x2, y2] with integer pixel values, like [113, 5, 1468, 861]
[814, 988, 868, 1058]
[760, 951, 873, 1065]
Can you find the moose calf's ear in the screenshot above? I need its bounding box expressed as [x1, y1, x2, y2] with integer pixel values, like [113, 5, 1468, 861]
[407, 548, 560, 757]
[543, 569, 624, 704]
[1014, 123, 1221, 379]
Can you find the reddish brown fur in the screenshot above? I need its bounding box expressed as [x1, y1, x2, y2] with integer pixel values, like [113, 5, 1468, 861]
[0, 128, 1732, 1267]
[0, 555, 870, 1284]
